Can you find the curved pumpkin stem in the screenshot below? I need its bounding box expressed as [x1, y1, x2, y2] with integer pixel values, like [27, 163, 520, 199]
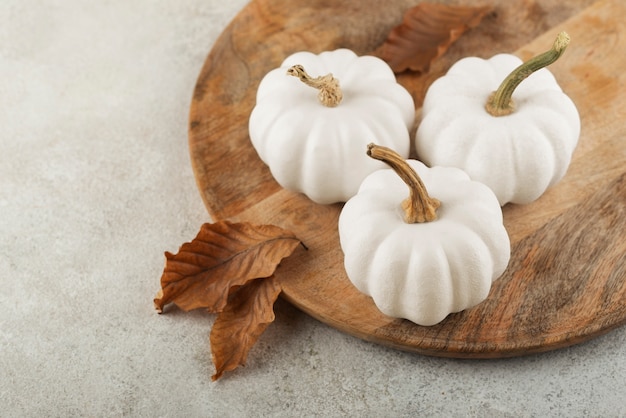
[287, 65, 343, 107]
[485, 31, 570, 116]
[367, 144, 440, 223]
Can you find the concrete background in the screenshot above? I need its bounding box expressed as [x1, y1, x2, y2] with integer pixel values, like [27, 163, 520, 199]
[1, 0, 625, 416]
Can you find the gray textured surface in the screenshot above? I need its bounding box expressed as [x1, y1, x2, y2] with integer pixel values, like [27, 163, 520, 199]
[1, 1, 625, 416]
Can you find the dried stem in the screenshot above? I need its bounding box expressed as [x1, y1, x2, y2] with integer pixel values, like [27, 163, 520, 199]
[485, 31, 570, 116]
[287, 64, 343, 107]
[367, 144, 440, 223]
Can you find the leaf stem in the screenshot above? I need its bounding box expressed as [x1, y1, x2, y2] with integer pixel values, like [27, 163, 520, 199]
[367, 144, 440, 223]
[287, 64, 343, 107]
[485, 31, 570, 116]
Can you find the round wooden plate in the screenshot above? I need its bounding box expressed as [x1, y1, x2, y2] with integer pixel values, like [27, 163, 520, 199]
[188, 0, 626, 357]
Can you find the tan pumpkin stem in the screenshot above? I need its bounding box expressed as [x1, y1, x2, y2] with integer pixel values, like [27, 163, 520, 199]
[367, 144, 440, 223]
[287, 65, 343, 107]
[485, 31, 570, 116]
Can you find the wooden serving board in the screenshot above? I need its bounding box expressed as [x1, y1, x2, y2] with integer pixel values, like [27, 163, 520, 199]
[189, 0, 626, 357]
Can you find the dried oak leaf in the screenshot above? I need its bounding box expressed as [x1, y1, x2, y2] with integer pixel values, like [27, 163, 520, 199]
[210, 276, 282, 381]
[154, 221, 301, 314]
[373, 3, 493, 73]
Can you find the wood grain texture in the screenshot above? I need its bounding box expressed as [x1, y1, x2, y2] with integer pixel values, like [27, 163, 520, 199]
[189, 0, 625, 357]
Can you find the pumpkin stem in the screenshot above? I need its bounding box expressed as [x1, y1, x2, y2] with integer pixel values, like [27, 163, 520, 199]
[367, 144, 440, 223]
[485, 31, 570, 116]
[287, 64, 343, 107]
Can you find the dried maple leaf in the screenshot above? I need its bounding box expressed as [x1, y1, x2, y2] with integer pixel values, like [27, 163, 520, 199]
[373, 3, 493, 73]
[154, 221, 301, 313]
[210, 276, 282, 381]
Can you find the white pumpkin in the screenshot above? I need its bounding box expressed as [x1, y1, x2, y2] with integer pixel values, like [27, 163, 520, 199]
[339, 144, 510, 326]
[415, 32, 580, 205]
[249, 48, 415, 204]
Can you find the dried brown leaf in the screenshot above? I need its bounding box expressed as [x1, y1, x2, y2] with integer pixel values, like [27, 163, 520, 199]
[154, 221, 301, 313]
[210, 276, 282, 381]
[373, 3, 493, 73]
